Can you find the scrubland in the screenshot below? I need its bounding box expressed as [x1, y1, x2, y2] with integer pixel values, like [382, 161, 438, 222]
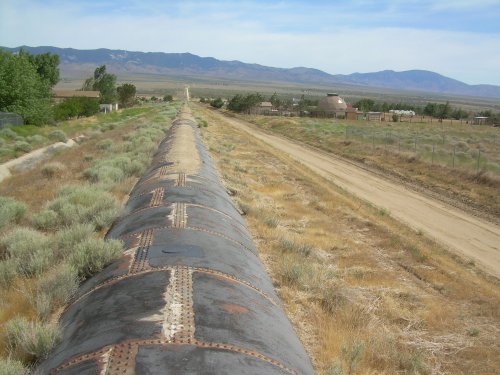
[235, 114, 500, 219]
[195, 104, 500, 375]
[0, 103, 179, 372]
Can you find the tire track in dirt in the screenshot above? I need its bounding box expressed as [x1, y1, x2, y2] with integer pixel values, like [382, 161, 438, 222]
[202, 107, 500, 278]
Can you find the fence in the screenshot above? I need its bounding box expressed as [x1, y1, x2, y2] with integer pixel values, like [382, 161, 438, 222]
[0, 112, 23, 128]
[342, 125, 500, 176]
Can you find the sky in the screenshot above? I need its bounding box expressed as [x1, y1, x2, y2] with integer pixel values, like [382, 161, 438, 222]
[1, 0, 500, 85]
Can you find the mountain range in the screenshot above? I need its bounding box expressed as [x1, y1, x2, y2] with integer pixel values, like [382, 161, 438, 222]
[3, 46, 500, 98]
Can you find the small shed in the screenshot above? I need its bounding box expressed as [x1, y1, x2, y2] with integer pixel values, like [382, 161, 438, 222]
[473, 116, 488, 125]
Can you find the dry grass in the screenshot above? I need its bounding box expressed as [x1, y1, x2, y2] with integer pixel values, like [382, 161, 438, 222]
[0, 103, 180, 367]
[195, 103, 500, 375]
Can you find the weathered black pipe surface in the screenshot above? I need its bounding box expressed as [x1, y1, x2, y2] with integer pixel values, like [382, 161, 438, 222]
[36, 105, 315, 375]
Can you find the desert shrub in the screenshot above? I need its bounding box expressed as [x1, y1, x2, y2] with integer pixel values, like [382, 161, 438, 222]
[0, 357, 27, 375]
[0, 259, 20, 289]
[31, 209, 58, 230]
[95, 139, 113, 150]
[5, 317, 60, 360]
[26, 135, 46, 144]
[83, 165, 125, 184]
[279, 236, 314, 256]
[53, 223, 95, 258]
[1, 227, 54, 276]
[47, 130, 67, 142]
[67, 238, 123, 279]
[35, 264, 79, 320]
[0, 128, 19, 140]
[0, 196, 27, 229]
[13, 141, 32, 153]
[280, 258, 312, 287]
[39, 185, 119, 230]
[41, 162, 65, 178]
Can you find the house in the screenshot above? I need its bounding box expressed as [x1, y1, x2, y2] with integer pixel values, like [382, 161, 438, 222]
[366, 112, 383, 121]
[252, 102, 274, 115]
[52, 90, 100, 104]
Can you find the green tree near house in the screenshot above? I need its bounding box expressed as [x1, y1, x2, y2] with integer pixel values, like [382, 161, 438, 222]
[83, 65, 117, 103]
[0, 50, 56, 125]
[117, 83, 136, 107]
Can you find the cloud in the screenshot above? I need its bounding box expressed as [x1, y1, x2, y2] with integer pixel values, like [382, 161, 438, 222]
[1, 0, 499, 85]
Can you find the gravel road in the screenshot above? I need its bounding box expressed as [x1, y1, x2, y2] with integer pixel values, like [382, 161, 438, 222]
[207, 109, 500, 278]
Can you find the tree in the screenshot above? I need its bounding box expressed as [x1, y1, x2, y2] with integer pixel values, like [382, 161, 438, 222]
[53, 97, 100, 121]
[0, 50, 53, 125]
[269, 92, 281, 108]
[354, 98, 375, 112]
[163, 94, 173, 102]
[20, 50, 60, 86]
[82, 65, 117, 103]
[117, 83, 136, 107]
[210, 98, 224, 109]
[227, 93, 263, 113]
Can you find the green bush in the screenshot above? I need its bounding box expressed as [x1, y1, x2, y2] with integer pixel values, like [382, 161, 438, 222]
[32, 209, 58, 230]
[47, 130, 67, 142]
[5, 317, 60, 360]
[53, 97, 99, 121]
[38, 185, 120, 230]
[95, 139, 113, 150]
[26, 134, 46, 144]
[68, 238, 123, 279]
[35, 264, 79, 320]
[0, 128, 19, 140]
[1, 227, 54, 276]
[53, 223, 95, 258]
[13, 141, 32, 153]
[0, 259, 20, 289]
[0, 357, 27, 375]
[41, 162, 65, 178]
[0, 196, 27, 229]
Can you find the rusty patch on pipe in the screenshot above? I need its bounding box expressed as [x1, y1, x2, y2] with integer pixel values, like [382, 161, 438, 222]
[129, 228, 154, 274]
[149, 187, 164, 207]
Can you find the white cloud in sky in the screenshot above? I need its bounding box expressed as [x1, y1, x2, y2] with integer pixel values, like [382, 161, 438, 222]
[1, 0, 499, 85]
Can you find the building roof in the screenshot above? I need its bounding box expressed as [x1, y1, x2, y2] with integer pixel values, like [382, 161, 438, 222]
[53, 90, 100, 98]
[318, 93, 347, 112]
[260, 102, 273, 107]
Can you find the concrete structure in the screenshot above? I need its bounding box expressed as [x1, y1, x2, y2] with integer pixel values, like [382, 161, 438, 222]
[318, 93, 348, 116]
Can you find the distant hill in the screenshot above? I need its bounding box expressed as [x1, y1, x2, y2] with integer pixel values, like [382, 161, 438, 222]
[3, 46, 500, 98]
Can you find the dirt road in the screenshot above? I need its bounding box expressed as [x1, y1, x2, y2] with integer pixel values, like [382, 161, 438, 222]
[201, 107, 500, 278]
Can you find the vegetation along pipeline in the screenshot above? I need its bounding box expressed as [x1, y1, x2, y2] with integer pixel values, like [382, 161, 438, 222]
[36, 104, 314, 375]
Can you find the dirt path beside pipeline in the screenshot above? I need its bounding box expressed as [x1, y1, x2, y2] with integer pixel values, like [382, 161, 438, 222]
[202, 107, 500, 279]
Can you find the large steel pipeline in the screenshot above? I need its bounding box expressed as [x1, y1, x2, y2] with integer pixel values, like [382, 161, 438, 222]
[36, 105, 315, 375]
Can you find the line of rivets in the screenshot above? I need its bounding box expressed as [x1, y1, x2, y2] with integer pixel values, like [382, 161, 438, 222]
[176, 173, 186, 187]
[129, 229, 154, 274]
